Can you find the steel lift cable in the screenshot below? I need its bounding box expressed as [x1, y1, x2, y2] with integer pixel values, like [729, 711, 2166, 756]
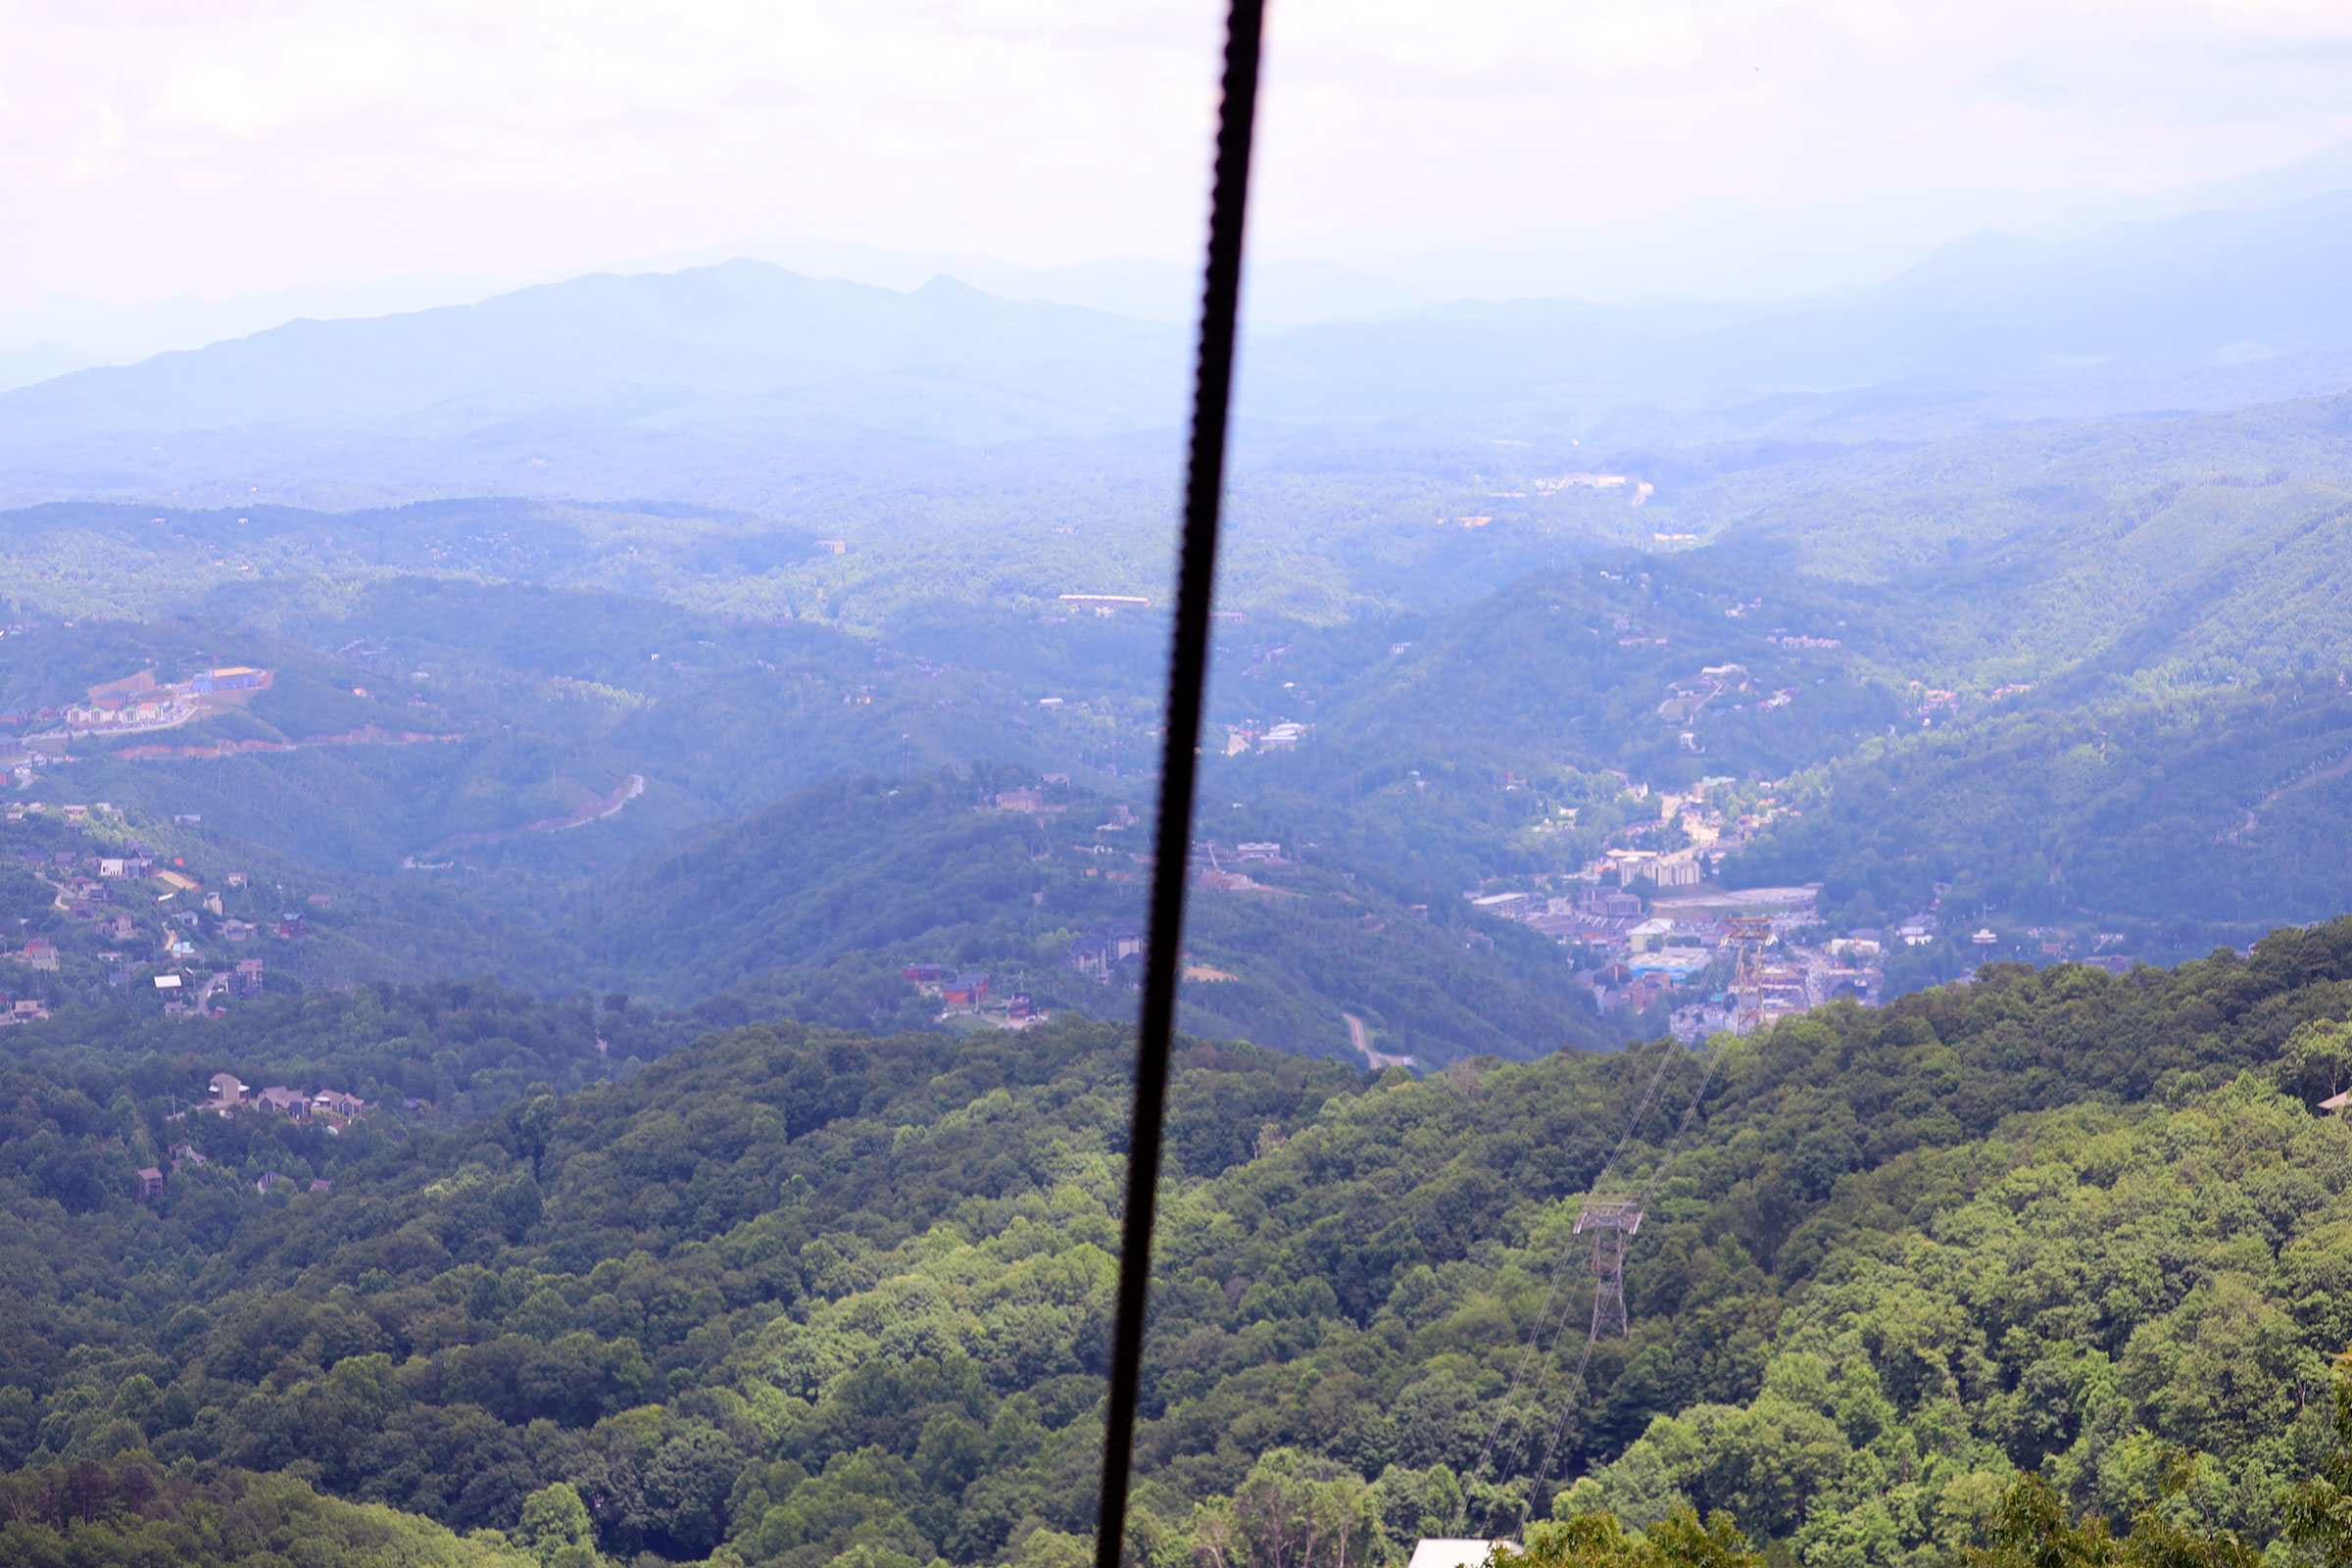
[1093, 7, 1265, 1568]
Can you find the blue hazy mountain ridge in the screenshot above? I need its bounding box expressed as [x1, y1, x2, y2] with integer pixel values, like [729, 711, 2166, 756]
[0, 261, 1189, 442]
[8, 188, 2352, 509]
[1239, 189, 2352, 429]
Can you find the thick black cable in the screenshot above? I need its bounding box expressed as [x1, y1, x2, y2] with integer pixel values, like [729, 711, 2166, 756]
[1094, 8, 1264, 1568]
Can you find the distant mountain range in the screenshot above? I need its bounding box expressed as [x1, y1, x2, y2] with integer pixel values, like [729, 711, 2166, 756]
[7, 184, 2352, 507]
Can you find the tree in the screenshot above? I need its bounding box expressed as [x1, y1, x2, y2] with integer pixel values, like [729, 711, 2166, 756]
[517, 1482, 601, 1567]
[2286, 1353, 2352, 1568]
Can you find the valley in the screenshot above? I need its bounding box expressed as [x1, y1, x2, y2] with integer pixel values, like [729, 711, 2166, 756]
[6, 161, 2352, 1568]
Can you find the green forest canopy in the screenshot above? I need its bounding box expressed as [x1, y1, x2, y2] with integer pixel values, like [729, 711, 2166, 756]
[4, 921, 2352, 1566]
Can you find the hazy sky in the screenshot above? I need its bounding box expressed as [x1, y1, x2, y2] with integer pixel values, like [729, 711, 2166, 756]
[5, 0, 2352, 311]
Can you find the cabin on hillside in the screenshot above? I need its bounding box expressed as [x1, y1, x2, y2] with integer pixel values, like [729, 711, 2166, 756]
[254, 1087, 308, 1120]
[312, 1090, 364, 1120]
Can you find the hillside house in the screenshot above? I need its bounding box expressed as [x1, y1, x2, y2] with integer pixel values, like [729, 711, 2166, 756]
[1066, 919, 1145, 982]
[209, 1073, 247, 1104]
[312, 1090, 364, 1120]
[277, 914, 306, 939]
[136, 1167, 166, 1200]
[169, 1144, 208, 1171]
[255, 1171, 291, 1195]
[943, 972, 992, 1007]
[19, 940, 57, 970]
[901, 962, 944, 990]
[254, 1086, 309, 1120]
[229, 958, 265, 999]
[995, 788, 1046, 812]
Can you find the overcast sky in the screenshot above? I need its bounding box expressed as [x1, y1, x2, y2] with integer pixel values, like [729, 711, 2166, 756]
[5, 0, 2352, 313]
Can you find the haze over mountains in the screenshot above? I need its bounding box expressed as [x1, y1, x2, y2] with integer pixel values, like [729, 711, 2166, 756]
[9, 173, 2352, 517]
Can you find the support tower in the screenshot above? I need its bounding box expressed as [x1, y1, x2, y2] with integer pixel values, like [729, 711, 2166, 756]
[1573, 1197, 1644, 1338]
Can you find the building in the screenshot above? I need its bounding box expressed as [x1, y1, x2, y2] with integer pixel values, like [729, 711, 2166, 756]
[1409, 1543, 1511, 1568]
[1627, 917, 1677, 954]
[312, 1090, 365, 1119]
[228, 959, 265, 1000]
[902, 962, 944, 989]
[254, 1087, 309, 1120]
[1066, 920, 1145, 982]
[1581, 888, 1645, 919]
[136, 1167, 166, 1200]
[1257, 721, 1308, 750]
[994, 788, 1046, 812]
[1469, 890, 1539, 918]
[189, 667, 269, 693]
[255, 1171, 291, 1195]
[943, 972, 991, 1007]
[1646, 857, 1703, 890]
[209, 1072, 247, 1104]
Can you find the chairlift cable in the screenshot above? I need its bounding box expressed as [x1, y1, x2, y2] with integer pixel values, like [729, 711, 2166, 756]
[1093, 8, 1265, 1568]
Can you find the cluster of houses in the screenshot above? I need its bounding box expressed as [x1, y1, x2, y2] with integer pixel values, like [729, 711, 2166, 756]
[901, 962, 1041, 1025]
[1458, 780, 1944, 1033]
[135, 1137, 335, 1202]
[135, 1073, 366, 1200]
[0, 799, 316, 1012]
[1473, 878, 1894, 1031]
[55, 666, 272, 732]
[186, 1071, 368, 1125]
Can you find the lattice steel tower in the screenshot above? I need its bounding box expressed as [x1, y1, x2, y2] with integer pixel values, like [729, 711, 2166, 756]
[1574, 1197, 1644, 1338]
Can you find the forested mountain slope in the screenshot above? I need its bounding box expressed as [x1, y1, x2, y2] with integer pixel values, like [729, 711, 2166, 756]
[5, 921, 2351, 1566]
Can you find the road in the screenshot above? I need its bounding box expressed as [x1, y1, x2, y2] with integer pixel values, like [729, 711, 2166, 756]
[1344, 1010, 1416, 1072]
